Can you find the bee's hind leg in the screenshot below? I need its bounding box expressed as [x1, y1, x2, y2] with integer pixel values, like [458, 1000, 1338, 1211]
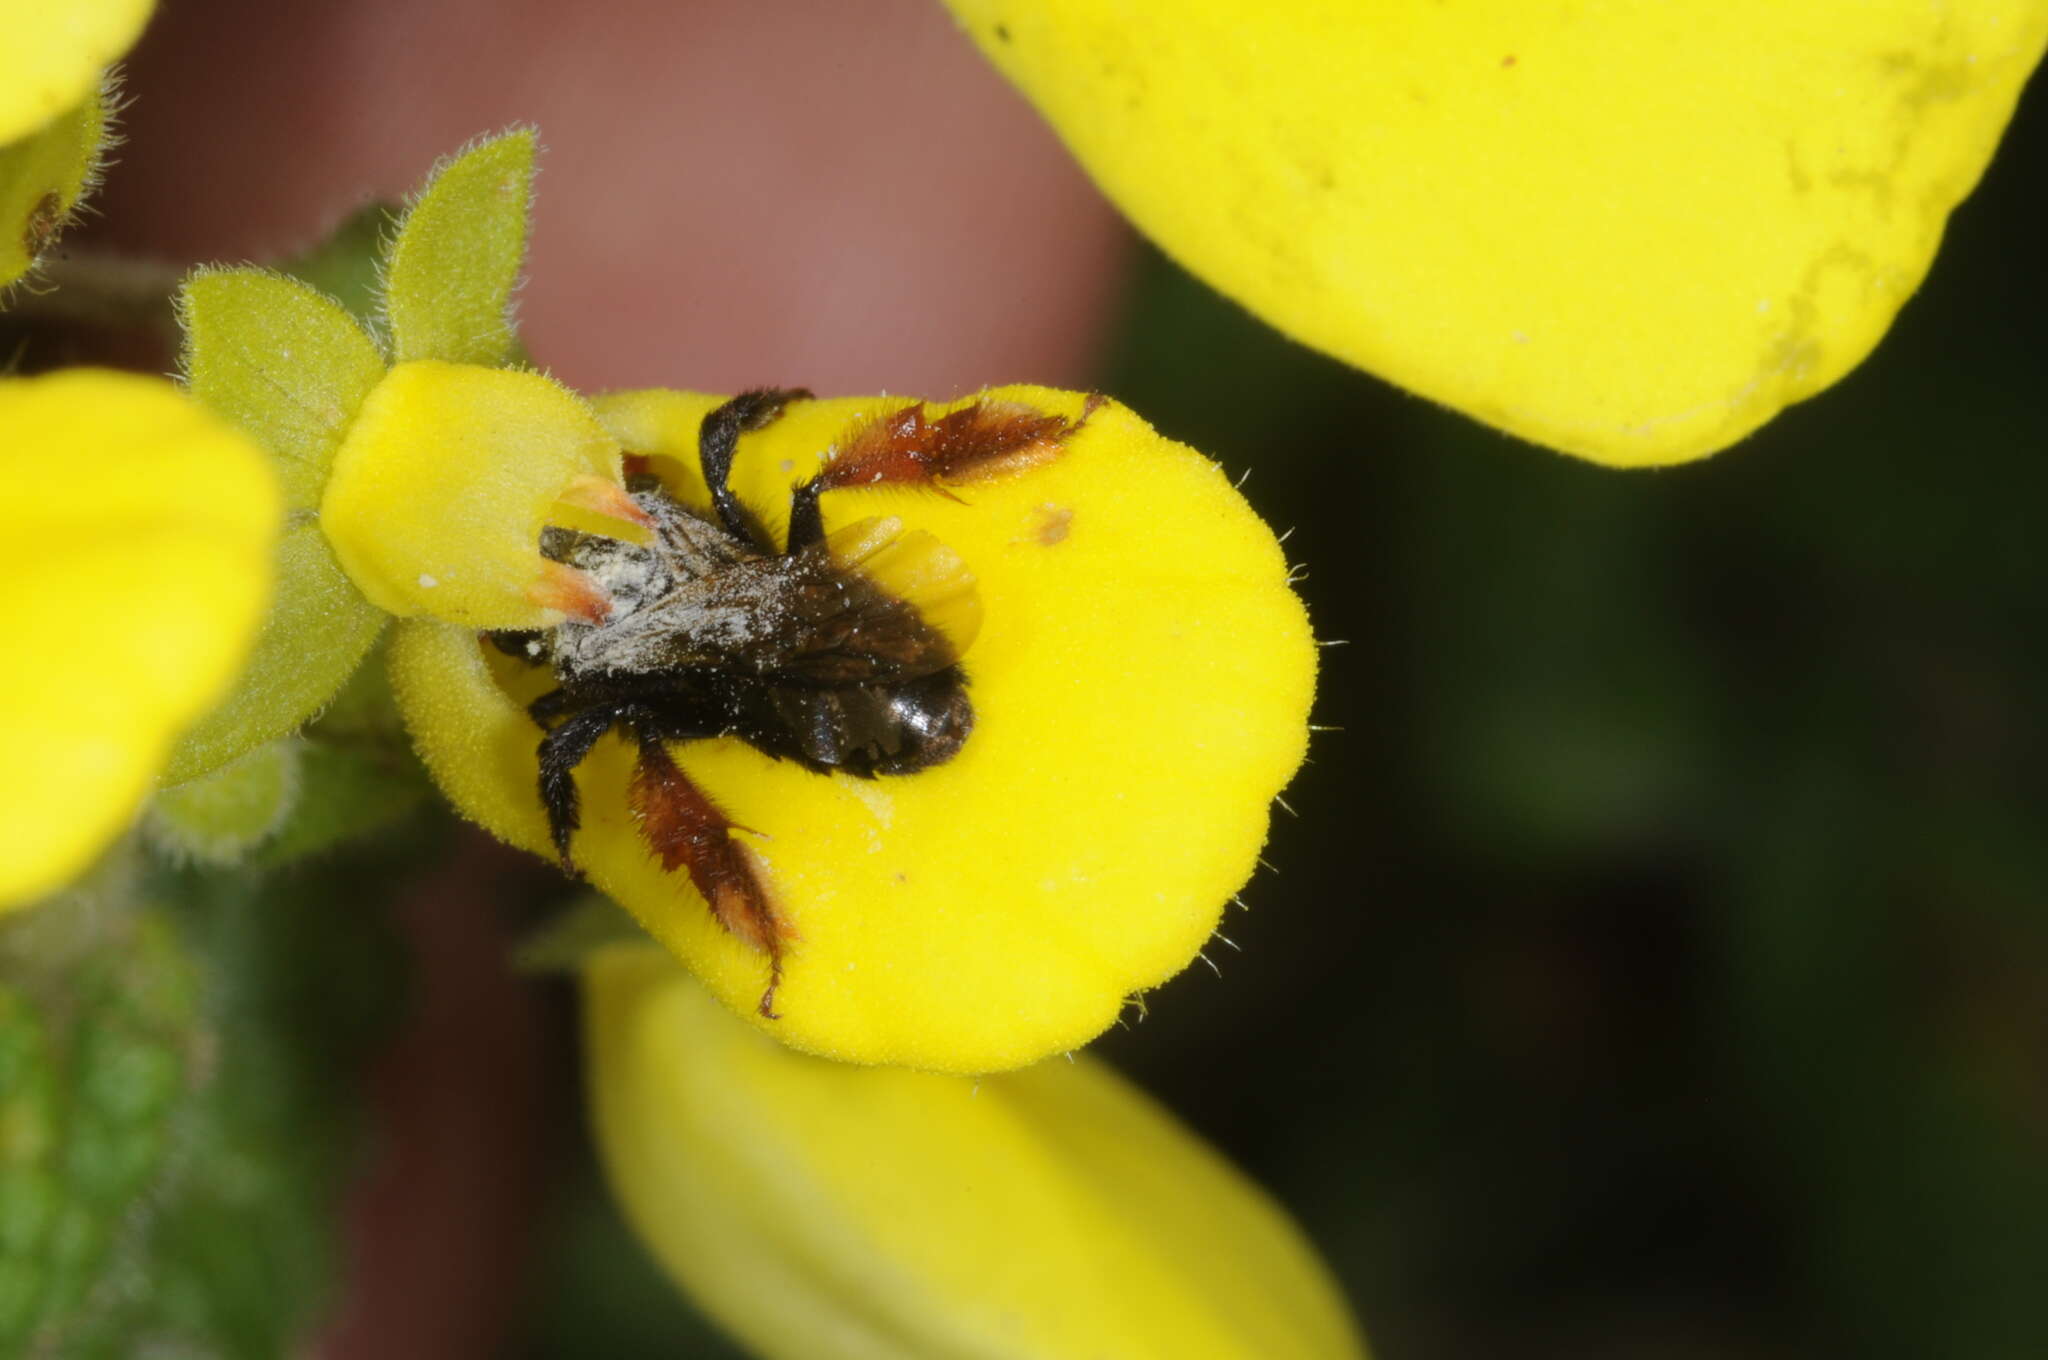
[625, 720, 792, 1019]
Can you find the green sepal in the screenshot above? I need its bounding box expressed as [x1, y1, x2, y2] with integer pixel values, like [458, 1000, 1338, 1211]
[166, 262, 395, 783]
[177, 268, 387, 508]
[144, 741, 302, 867]
[160, 522, 387, 785]
[382, 126, 536, 367]
[0, 78, 109, 295]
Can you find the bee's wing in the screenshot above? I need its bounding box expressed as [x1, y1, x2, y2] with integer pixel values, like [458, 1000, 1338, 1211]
[758, 516, 981, 686]
[821, 516, 981, 656]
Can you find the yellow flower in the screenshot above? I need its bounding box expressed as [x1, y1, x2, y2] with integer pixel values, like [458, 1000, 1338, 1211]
[585, 945, 1366, 1359]
[0, 371, 280, 908]
[0, 0, 150, 291]
[181, 129, 1312, 1073]
[943, 1, 2048, 466]
[388, 386, 1313, 1074]
[0, 0, 149, 143]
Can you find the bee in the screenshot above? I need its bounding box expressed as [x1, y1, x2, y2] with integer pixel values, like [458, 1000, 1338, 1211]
[495, 388, 1091, 1015]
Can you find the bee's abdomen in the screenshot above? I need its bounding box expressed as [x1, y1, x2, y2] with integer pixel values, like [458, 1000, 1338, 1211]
[750, 670, 971, 777]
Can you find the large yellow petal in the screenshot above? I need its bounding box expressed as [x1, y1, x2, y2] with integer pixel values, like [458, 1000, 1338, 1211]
[0, 0, 150, 144]
[389, 387, 1314, 1073]
[945, 1, 2048, 466]
[0, 371, 280, 907]
[585, 947, 1366, 1360]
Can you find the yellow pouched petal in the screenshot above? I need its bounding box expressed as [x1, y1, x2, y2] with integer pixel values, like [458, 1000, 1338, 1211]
[946, 1, 2048, 466]
[0, 371, 280, 908]
[389, 386, 1313, 1073]
[320, 360, 627, 629]
[585, 947, 1367, 1360]
[0, 0, 148, 144]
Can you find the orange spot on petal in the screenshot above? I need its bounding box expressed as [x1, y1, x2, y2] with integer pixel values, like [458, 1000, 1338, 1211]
[559, 473, 654, 529]
[527, 561, 610, 623]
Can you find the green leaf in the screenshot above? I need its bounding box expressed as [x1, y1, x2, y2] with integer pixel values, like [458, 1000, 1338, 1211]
[2, 866, 402, 1358]
[382, 126, 536, 367]
[0, 912, 203, 1357]
[161, 523, 386, 784]
[178, 268, 387, 510]
[75, 871, 395, 1359]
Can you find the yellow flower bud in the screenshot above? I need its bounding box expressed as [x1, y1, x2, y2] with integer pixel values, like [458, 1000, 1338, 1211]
[0, 371, 279, 908]
[320, 360, 629, 629]
[585, 946, 1367, 1360]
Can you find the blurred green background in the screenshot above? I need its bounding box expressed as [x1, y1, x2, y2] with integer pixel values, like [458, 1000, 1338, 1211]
[521, 74, 2048, 1360]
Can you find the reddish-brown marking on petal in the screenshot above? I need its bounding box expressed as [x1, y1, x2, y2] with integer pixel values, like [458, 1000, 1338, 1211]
[1029, 503, 1074, 546]
[629, 740, 791, 1017]
[526, 562, 611, 624]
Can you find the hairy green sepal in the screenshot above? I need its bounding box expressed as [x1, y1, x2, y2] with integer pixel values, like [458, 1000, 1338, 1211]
[166, 271, 391, 782]
[179, 271, 385, 505]
[165, 129, 541, 780]
[383, 126, 536, 367]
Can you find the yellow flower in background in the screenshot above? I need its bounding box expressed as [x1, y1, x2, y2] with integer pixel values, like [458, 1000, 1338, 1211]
[585, 946, 1367, 1359]
[0, 0, 151, 290]
[945, 1, 2048, 466]
[391, 385, 1314, 1074]
[0, 0, 149, 142]
[0, 371, 280, 908]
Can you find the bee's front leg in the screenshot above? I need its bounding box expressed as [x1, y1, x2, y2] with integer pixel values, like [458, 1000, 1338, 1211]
[697, 387, 811, 551]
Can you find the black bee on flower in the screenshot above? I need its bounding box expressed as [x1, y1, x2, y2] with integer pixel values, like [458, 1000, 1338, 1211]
[494, 388, 1091, 1014]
